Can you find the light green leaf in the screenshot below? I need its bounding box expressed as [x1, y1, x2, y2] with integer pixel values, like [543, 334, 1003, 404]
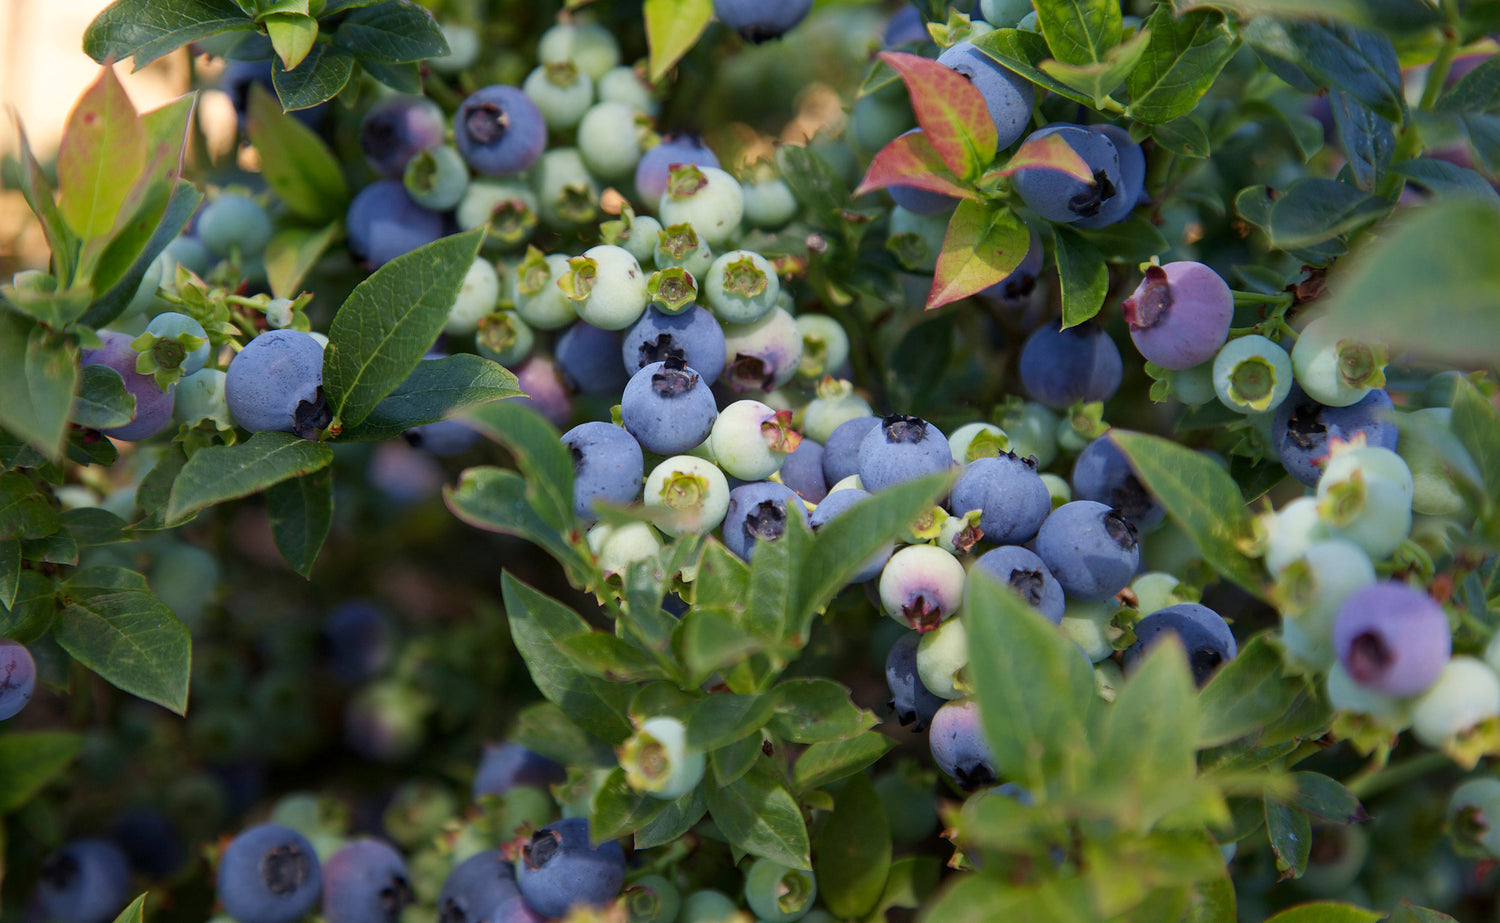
[928, 200, 1031, 310]
[457, 400, 575, 532]
[1034, 0, 1124, 66]
[0, 731, 83, 814]
[0, 313, 80, 462]
[54, 566, 190, 714]
[792, 732, 896, 793]
[247, 84, 348, 224]
[1126, 7, 1238, 123]
[1053, 226, 1108, 329]
[110, 895, 147, 923]
[590, 767, 670, 841]
[265, 223, 342, 299]
[1039, 26, 1151, 108]
[972, 29, 1105, 109]
[644, 0, 713, 82]
[1261, 905, 1386, 923]
[1197, 636, 1306, 748]
[72, 365, 136, 430]
[0, 471, 60, 542]
[703, 761, 811, 869]
[166, 431, 333, 525]
[266, 12, 318, 71]
[0, 540, 18, 610]
[767, 678, 878, 744]
[56, 69, 146, 241]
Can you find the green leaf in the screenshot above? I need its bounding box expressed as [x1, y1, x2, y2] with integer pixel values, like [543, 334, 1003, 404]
[1126, 7, 1238, 124]
[703, 761, 811, 869]
[928, 200, 1030, 309]
[767, 678, 877, 744]
[1451, 375, 1500, 509]
[1039, 27, 1151, 108]
[1244, 20, 1405, 124]
[633, 789, 707, 850]
[879, 51, 998, 182]
[323, 227, 484, 429]
[0, 313, 79, 462]
[60, 508, 128, 548]
[1151, 117, 1212, 158]
[792, 732, 896, 793]
[673, 608, 763, 687]
[459, 401, 575, 532]
[266, 12, 318, 70]
[1109, 430, 1260, 593]
[681, 694, 776, 753]
[0, 540, 18, 610]
[1034, 0, 1123, 66]
[109, 895, 147, 923]
[710, 734, 763, 788]
[166, 431, 334, 525]
[335, 355, 522, 443]
[811, 774, 891, 919]
[590, 767, 669, 841]
[1053, 226, 1108, 329]
[265, 223, 341, 299]
[1264, 797, 1311, 880]
[1330, 90, 1394, 192]
[1075, 214, 1170, 262]
[965, 569, 1095, 794]
[331, 0, 447, 63]
[24, 530, 79, 567]
[500, 573, 632, 744]
[1390, 905, 1460, 923]
[643, 0, 713, 82]
[247, 84, 348, 224]
[866, 856, 942, 920]
[81, 181, 202, 328]
[0, 570, 58, 642]
[444, 468, 592, 586]
[272, 41, 356, 111]
[0, 471, 60, 541]
[14, 123, 77, 286]
[555, 632, 664, 682]
[57, 69, 146, 241]
[54, 566, 190, 714]
[1262, 905, 1387, 923]
[72, 365, 135, 430]
[84, 0, 254, 70]
[1197, 636, 1304, 748]
[1288, 772, 1366, 825]
[1438, 54, 1500, 114]
[0, 731, 83, 814]
[972, 29, 1100, 108]
[509, 702, 615, 767]
[1391, 158, 1500, 203]
[132, 444, 188, 531]
[266, 468, 333, 578]
[362, 60, 422, 94]
[1265, 178, 1389, 249]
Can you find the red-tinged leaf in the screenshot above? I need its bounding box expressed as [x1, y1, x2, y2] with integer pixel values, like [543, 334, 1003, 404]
[854, 130, 973, 201]
[992, 132, 1093, 182]
[56, 68, 147, 241]
[927, 199, 1030, 309]
[878, 51, 998, 182]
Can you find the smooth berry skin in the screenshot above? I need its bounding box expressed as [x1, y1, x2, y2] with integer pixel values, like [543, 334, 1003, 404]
[492, 896, 549, 923]
[859, 415, 954, 493]
[622, 306, 727, 385]
[1018, 322, 1123, 409]
[1449, 778, 1500, 858]
[722, 481, 811, 561]
[948, 422, 1010, 465]
[929, 699, 999, 791]
[512, 253, 578, 331]
[1074, 124, 1145, 229]
[226, 330, 328, 439]
[743, 858, 817, 923]
[658, 165, 744, 248]
[444, 257, 502, 335]
[710, 400, 800, 481]
[1333, 582, 1451, 698]
[321, 839, 414, 923]
[578, 101, 648, 181]
[345, 180, 447, 270]
[555, 322, 630, 395]
[320, 600, 392, 684]
[1410, 656, 1500, 749]
[971, 546, 1065, 624]
[1122, 261, 1233, 371]
[714, 0, 813, 43]
[405, 419, 479, 457]
[635, 135, 721, 207]
[1123, 603, 1238, 687]
[742, 175, 800, 229]
[879, 544, 967, 632]
[560, 423, 644, 521]
[1011, 124, 1123, 225]
[37, 839, 131, 923]
[536, 20, 621, 78]
[620, 716, 705, 800]
[1260, 496, 1331, 576]
[405, 145, 471, 212]
[360, 95, 446, 179]
[111, 808, 185, 880]
[1291, 316, 1385, 408]
[218, 824, 323, 923]
[621, 359, 718, 455]
[517, 818, 626, 919]
[821, 416, 880, 485]
[198, 193, 273, 259]
[1034, 501, 1141, 603]
[1071, 434, 1165, 530]
[809, 487, 891, 583]
[438, 851, 520, 923]
[567, 245, 650, 331]
[1316, 444, 1413, 562]
[721, 306, 804, 393]
[781, 439, 828, 503]
[454, 86, 548, 177]
[704, 250, 781, 325]
[950, 453, 1052, 545]
[597, 65, 659, 116]
[917, 615, 969, 699]
[886, 632, 947, 730]
[1213, 334, 1294, 415]
[523, 63, 594, 132]
[645, 455, 731, 535]
[533, 149, 600, 231]
[1272, 385, 1398, 487]
[1275, 539, 1376, 673]
[936, 41, 1035, 149]
[80, 331, 175, 441]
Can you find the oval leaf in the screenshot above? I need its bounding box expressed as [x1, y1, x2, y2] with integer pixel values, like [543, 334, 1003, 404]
[855, 130, 973, 201]
[878, 51, 999, 181]
[927, 200, 1030, 309]
[165, 431, 334, 525]
[54, 567, 190, 715]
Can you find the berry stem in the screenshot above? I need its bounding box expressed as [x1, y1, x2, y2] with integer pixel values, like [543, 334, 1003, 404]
[1347, 750, 1451, 800]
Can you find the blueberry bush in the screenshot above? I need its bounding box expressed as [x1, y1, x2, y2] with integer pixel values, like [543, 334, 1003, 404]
[4, 0, 1500, 921]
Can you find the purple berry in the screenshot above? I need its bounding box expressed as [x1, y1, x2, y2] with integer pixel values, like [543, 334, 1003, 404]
[80, 331, 175, 441]
[1123, 603, 1238, 686]
[37, 838, 132, 923]
[721, 481, 811, 561]
[1071, 434, 1164, 530]
[929, 699, 997, 791]
[713, 0, 813, 42]
[321, 839, 415, 923]
[1272, 385, 1398, 487]
[438, 851, 519, 923]
[555, 322, 630, 395]
[561, 422, 644, 520]
[822, 416, 880, 485]
[454, 85, 548, 177]
[472, 742, 567, 799]
[622, 306, 727, 385]
[886, 631, 946, 730]
[635, 135, 720, 207]
[780, 438, 828, 503]
[516, 818, 626, 919]
[360, 95, 446, 178]
[346, 180, 447, 270]
[1333, 582, 1452, 698]
[1011, 124, 1123, 224]
[1122, 261, 1233, 370]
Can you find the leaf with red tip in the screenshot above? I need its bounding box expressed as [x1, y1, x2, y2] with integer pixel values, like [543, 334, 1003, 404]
[992, 132, 1093, 183]
[927, 200, 1030, 310]
[56, 68, 146, 241]
[878, 51, 998, 182]
[854, 130, 973, 201]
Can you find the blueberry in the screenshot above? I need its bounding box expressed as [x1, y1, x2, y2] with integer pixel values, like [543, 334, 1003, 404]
[405, 145, 471, 212]
[110, 807, 185, 879]
[858, 414, 954, 493]
[225, 329, 329, 439]
[878, 544, 967, 632]
[623, 306, 727, 385]
[37, 838, 132, 923]
[454, 86, 548, 177]
[492, 896, 549, 923]
[809, 487, 892, 583]
[803, 384, 873, 445]
[1018, 321, 1123, 409]
[555, 322, 630, 395]
[601, 209, 664, 267]
[164, 365, 225, 429]
[457, 180, 540, 249]
[1011, 124, 1123, 224]
[1333, 582, 1451, 698]
[780, 438, 828, 503]
[444, 258, 503, 336]
[883, 5, 928, 46]
[217, 824, 323, 923]
[511, 250, 579, 330]
[522, 62, 595, 132]
[1291, 316, 1388, 408]
[359, 95, 445, 179]
[431, 23, 480, 74]
[346, 180, 447, 270]
[141, 310, 211, 377]
[588, 521, 665, 578]
[822, 416, 880, 485]
[949, 452, 1051, 545]
[917, 615, 969, 699]
[1410, 656, 1500, 750]
[618, 715, 706, 799]
[438, 850, 520, 923]
[635, 135, 721, 207]
[405, 418, 480, 457]
[1071, 434, 1164, 530]
[516, 818, 626, 919]
[198, 193, 273, 259]
[320, 600, 393, 684]
[929, 699, 998, 790]
[704, 249, 781, 325]
[886, 205, 948, 271]
[1213, 334, 1294, 415]
[709, 400, 802, 481]
[795, 315, 851, 381]
[935, 41, 1035, 149]
[562, 422, 644, 520]
[743, 858, 817, 922]
[322, 839, 415, 923]
[977, 228, 1045, 310]
[1123, 603, 1238, 686]
[721, 481, 811, 561]
[645, 455, 731, 535]
[80, 331, 176, 441]
[1326, 662, 1411, 730]
[721, 306, 804, 393]
[536, 20, 621, 79]
[658, 164, 744, 248]
[532, 147, 602, 231]
[1034, 501, 1140, 603]
[1073, 124, 1145, 230]
[971, 545, 1065, 624]
[742, 171, 800, 230]
[578, 101, 649, 181]
[597, 66, 660, 117]
[1274, 539, 1376, 673]
[997, 399, 1060, 468]
[560, 245, 650, 331]
[679, 889, 740, 923]
[886, 631, 947, 730]
[1122, 261, 1233, 370]
[623, 874, 682, 923]
[1448, 778, 1500, 858]
[621, 357, 719, 454]
[1272, 385, 1398, 487]
[1315, 444, 1413, 562]
[714, 0, 813, 42]
[1259, 496, 1332, 576]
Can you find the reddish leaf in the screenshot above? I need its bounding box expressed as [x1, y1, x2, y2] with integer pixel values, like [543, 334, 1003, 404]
[56, 67, 146, 241]
[854, 130, 973, 201]
[928, 199, 1030, 309]
[878, 51, 998, 182]
[991, 132, 1093, 183]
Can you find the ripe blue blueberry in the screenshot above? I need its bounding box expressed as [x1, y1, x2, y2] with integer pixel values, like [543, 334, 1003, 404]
[935, 41, 1035, 149]
[635, 135, 721, 207]
[1333, 582, 1451, 698]
[929, 699, 998, 790]
[722, 481, 811, 561]
[781, 438, 829, 503]
[217, 824, 323, 923]
[623, 305, 726, 386]
[37, 838, 132, 923]
[80, 331, 176, 441]
[1018, 321, 1123, 409]
[822, 416, 880, 485]
[971, 545, 1065, 624]
[886, 631, 947, 730]
[225, 329, 329, 439]
[359, 95, 446, 179]
[810, 487, 891, 583]
[492, 896, 548, 923]
[721, 306, 804, 393]
[1272, 385, 1398, 487]
[859, 414, 954, 493]
[110, 807, 185, 880]
[454, 85, 548, 177]
[198, 193, 273, 259]
[1073, 124, 1145, 229]
[743, 858, 817, 922]
[621, 357, 718, 454]
[321, 839, 414, 923]
[555, 322, 630, 395]
[949, 452, 1051, 545]
[1071, 434, 1164, 530]
[320, 600, 392, 684]
[562, 422, 645, 520]
[405, 418, 480, 457]
[714, 0, 813, 42]
[1011, 124, 1123, 225]
[1034, 501, 1140, 603]
[437, 850, 520, 923]
[883, 5, 927, 46]
[879, 544, 967, 632]
[345, 180, 447, 270]
[516, 818, 626, 919]
[1123, 603, 1238, 686]
[1122, 261, 1233, 370]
